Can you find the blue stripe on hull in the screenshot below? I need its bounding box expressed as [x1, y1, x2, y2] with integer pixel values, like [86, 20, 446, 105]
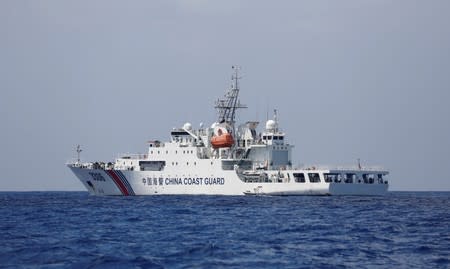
[116, 170, 135, 195]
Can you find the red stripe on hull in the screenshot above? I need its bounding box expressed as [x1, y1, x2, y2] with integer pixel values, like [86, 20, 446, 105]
[107, 170, 129, 196]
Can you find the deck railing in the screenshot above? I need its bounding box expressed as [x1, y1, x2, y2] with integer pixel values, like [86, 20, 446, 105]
[116, 153, 148, 160]
[295, 164, 387, 172]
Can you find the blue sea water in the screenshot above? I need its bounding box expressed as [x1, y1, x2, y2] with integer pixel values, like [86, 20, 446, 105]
[0, 192, 449, 269]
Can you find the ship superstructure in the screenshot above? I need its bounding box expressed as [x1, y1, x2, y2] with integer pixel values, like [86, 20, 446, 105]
[68, 67, 389, 196]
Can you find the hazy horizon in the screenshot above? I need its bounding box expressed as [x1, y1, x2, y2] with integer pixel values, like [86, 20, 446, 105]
[1, 1, 449, 191]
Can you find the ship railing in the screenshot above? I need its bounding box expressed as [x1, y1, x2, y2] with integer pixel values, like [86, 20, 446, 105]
[295, 164, 387, 172]
[116, 153, 148, 160]
[66, 160, 93, 168]
[67, 161, 115, 170]
[66, 161, 94, 169]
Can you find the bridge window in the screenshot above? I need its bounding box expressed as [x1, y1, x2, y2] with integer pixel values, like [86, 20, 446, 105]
[293, 173, 305, 183]
[324, 173, 339, 183]
[345, 173, 355, 183]
[308, 173, 321, 183]
[363, 174, 375, 184]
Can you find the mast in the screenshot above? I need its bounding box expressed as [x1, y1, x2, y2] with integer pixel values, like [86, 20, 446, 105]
[215, 66, 247, 128]
[76, 145, 82, 163]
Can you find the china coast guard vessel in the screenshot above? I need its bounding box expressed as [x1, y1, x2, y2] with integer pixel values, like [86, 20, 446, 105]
[68, 67, 389, 196]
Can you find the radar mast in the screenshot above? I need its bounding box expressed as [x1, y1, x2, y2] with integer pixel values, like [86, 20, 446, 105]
[215, 66, 247, 128]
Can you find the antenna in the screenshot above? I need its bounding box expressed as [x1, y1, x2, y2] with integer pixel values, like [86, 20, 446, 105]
[76, 145, 82, 163]
[273, 109, 279, 132]
[232, 65, 240, 91]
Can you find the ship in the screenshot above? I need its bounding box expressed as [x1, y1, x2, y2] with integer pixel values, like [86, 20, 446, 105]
[68, 67, 389, 196]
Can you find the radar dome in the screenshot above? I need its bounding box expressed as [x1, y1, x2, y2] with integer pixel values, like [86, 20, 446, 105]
[183, 122, 192, 131]
[266, 120, 277, 131]
[211, 122, 219, 129]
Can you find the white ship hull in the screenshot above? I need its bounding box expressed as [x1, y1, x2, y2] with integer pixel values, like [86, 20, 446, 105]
[68, 67, 389, 196]
[69, 166, 388, 196]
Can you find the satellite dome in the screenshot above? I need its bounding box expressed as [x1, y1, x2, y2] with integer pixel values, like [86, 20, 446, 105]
[266, 120, 277, 131]
[183, 122, 192, 131]
[211, 122, 219, 129]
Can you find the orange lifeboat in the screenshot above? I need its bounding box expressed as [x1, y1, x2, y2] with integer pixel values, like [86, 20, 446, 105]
[211, 133, 234, 149]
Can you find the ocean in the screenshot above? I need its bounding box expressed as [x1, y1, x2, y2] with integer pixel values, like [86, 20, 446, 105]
[0, 192, 449, 269]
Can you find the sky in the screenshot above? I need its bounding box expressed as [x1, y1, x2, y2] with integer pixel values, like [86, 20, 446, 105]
[1, 0, 449, 191]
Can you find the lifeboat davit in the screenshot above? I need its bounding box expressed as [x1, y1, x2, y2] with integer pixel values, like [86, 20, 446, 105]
[211, 133, 234, 149]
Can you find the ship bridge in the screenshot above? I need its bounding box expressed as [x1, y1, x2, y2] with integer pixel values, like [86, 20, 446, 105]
[239, 110, 294, 170]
